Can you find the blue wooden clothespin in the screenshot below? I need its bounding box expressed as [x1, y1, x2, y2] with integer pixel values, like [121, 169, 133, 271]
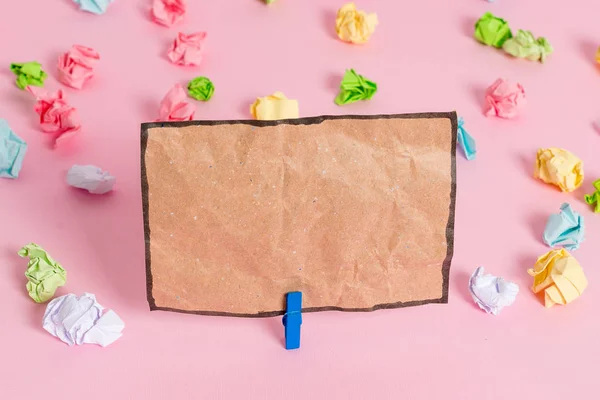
[282, 291, 302, 350]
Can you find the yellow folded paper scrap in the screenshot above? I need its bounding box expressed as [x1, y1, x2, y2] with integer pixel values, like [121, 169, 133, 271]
[528, 249, 588, 308]
[335, 2, 378, 44]
[596, 46, 600, 64]
[250, 92, 299, 120]
[534, 148, 583, 192]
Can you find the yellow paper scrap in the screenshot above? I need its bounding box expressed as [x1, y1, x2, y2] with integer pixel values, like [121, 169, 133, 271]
[250, 92, 299, 121]
[528, 249, 587, 308]
[534, 148, 583, 192]
[335, 2, 378, 44]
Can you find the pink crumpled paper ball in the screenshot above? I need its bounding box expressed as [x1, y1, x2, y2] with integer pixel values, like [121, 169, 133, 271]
[167, 32, 206, 67]
[157, 84, 195, 122]
[484, 78, 526, 119]
[28, 87, 81, 147]
[151, 0, 186, 27]
[57, 45, 100, 90]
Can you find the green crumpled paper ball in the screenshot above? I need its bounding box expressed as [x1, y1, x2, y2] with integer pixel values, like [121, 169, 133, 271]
[584, 179, 600, 213]
[474, 12, 513, 48]
[503, 30, 553, 63]
[18, 243, 67, 303]
[187, 76, 215, 101]
[334, 69, 378, 106]
[9, 61, 48, 90]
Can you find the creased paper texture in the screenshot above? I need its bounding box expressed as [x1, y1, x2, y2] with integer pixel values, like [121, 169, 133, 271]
[141, 113, 457, 316]
[43, 293, 124, 347]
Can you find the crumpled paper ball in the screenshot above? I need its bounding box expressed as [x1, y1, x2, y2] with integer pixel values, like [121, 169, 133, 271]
[474, 12, 513, 48]
[18, 243, 67, 303]
[469, 266, 519, 315]
[542, 203, 584, 251]
[29, 88, 81, 147]
[151, 0, 186, 27]
[528, 249, 588, 308]
[584, 179, 600, 213]
[0, 119, 27, 179]
[484, 78, 526, 119]
[66, 165, 116, 194]
[10, 61, 47, 90]
[335, 2, 378, 44]
[57, 45, 100, 89]
[43, 293, 125, 347]
[535, 148, 584, 192]
[250, 92, 299, 120]
[334, 68, 377, 105]
[72, 0, 113, 15]
[158, 84, 195, 122]
[187, 76, 214, 101]
[502, 30, 553, 63]
[167, 32, 206, 67]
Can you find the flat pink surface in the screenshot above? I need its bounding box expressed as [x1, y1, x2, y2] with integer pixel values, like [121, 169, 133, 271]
[1, 1, 599, 399]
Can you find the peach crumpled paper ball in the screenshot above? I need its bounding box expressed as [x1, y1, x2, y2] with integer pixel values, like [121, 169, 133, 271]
[57, 45, 100, 90]
[167, 32, 206, 67]
[29, 87, 81, 147]
[484, 78, 526, 119]
[157, 84, 195, 122]
[151, 0, 186, 27]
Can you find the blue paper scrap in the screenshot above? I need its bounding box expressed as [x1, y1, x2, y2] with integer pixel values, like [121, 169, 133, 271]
[457, 117, 476, 160]
[72, 0, 114, 15]
[0, 119, 27, 179]
[543, 203, 585, 251]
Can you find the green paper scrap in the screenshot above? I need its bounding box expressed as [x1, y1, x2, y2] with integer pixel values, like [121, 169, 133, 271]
[9, 62, 48, 90]
[187, 76, 215, 101]
[584, 179, 600, 213]
[264, 0, 277, 3]
[334, 69, 377, 106]
[18, 243, 67, 303]
[474, 12, 513, 48]
[503, 30, 553, 63]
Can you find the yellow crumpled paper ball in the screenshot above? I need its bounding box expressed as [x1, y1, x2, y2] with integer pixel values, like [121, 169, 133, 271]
[528, 249, 588, 308]
[335, 2, 378, 44]
[250, 92, 299, 121]
[534, 148, 584, 192]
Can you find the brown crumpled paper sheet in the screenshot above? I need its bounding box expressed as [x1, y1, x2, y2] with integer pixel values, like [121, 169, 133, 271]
[141, 113, 457, 317]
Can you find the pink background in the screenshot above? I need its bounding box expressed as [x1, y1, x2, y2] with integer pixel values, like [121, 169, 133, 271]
[1, 0, 599, 399]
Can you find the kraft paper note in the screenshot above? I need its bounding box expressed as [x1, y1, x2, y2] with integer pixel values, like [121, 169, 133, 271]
[141, 113, 457, 317]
